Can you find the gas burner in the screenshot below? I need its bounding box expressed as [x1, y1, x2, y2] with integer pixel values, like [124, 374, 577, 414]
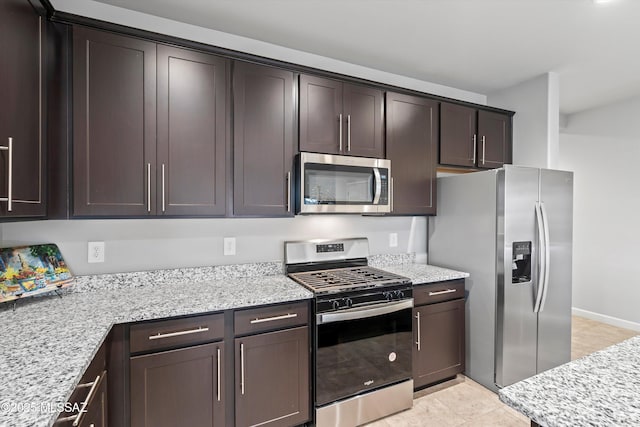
[288, 265, 411, 294]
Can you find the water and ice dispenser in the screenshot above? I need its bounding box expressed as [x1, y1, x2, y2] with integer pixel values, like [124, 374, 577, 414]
[512, 241, 532, 284]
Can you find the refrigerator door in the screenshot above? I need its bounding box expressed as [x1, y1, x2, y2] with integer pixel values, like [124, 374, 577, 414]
[537, 169, 573, 373]
[495, 166, 541, 388]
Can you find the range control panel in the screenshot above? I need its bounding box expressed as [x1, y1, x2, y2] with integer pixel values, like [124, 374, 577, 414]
[316, 243, 344, 253]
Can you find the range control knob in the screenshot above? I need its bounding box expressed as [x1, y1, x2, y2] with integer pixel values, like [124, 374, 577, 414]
[394, 290, 405, 299]
[331, 300, 340, 310]
[344, 298, 353, 308]
[383, 291, 393, 301]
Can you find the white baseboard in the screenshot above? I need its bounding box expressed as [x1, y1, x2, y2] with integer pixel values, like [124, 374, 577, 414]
[572, 307, 640, 332]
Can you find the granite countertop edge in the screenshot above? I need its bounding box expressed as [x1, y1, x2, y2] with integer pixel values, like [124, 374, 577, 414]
[497, 335, 640, 427]
[0, 256, 469, 427]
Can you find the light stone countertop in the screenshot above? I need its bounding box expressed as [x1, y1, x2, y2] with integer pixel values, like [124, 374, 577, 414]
[0, 255, 468, 427]
[499, 335, 640, 426]
[0, 262, 312, 427]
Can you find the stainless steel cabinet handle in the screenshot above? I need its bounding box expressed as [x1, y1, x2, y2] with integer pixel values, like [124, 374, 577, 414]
[216, 347, 221, 402]
[481, 136, 486, 166]
[161, 163, 166, 212]
[240, 343, 245, 395]
[415, 311, 421, 351]
[0, 137, 13, 211]
[338, 114, 343, 151]
[472, 134, 477, 165]
[148, 326, 209, 340]
[286, 171, 291, 213]
[428, 289, 457, 296]
[347, 114, 351, 152]
[72, 372, 104, 427]
[250, 312, 297, 324]
[147, 163, 151, 212]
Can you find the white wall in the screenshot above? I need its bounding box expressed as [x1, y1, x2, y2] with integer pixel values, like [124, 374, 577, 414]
[0, 216, 427, 276]
[488, 72, 560, 168]
[52, 0, 486, 105]
[560, 96, 640, 329]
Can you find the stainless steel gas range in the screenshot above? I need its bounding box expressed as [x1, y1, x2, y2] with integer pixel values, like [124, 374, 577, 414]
[285, 238, 414, 427]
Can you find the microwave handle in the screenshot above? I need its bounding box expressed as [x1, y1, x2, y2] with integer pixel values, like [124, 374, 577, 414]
[373, 168, 382, 204]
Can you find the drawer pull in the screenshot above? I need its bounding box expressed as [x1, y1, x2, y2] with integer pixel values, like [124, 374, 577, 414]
[250, 313, 297, 324]
[72, 371, 104, 427]
[428, 289, 457, 296]
[148, 326, 209, 340]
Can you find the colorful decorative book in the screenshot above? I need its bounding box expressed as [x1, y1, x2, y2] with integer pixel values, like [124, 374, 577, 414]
[0, 243, 73, 304]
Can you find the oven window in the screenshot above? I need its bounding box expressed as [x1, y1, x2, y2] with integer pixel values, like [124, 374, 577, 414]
[304, 163, 374, 205]
[315, 307, 412, 406]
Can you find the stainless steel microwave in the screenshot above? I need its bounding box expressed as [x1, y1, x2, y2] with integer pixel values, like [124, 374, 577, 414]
[297, 152, 391, 214]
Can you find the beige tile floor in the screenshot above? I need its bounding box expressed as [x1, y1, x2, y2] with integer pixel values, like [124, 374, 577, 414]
[365, 316, 638, 427]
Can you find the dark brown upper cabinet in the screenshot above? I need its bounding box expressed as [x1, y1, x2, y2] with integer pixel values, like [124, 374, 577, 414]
[73, 27, 157, 216]
[233, 61, 295, 216]
[477, 109, 511, 169]
[440, 102, 512, 170]
[386, 92, 438, 215]
[73, 27, 230, 217]
[157, 45, 228, 216]
[299, 74, 384, 158]
[0, 0, 46, 219]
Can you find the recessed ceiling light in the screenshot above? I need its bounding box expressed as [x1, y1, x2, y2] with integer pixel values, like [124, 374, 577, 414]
[593, 0, 617, 4]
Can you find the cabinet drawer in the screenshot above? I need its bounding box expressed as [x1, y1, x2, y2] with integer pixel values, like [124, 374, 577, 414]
[234, 301, 309, 336]
[55, 369, 107, 426]
[414, 279, 465, 306]
[130, 313, 224, 354]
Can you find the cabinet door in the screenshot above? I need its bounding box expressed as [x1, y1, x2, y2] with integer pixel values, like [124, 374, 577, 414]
[233, 61, 295, 216]
[299, 74, 342, 155]
[235, 327, 310, 427]
[477, 110, 511, 169]
[130, 342, 225, 427]
[157, 45, 228, 216]
[73, 27, 156, 216]
[79, 374, 108, 427]
[343, 84, 384, 158]
[0, 0, 45, 218]
[439, 103, 477, 167]
[386, 92, 438, 215]
[413, 299, 465, 389]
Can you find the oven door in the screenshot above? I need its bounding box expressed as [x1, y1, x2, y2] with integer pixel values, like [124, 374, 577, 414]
[315, 299, 413, 406]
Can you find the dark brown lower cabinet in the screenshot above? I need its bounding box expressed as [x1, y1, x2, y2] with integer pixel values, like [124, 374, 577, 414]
[130, 342, 225, 427]
[80, 374, 109, 427]
[235, 327, 310, 427]
[413, 281, 465, 389]
[56, 341, 108, 427]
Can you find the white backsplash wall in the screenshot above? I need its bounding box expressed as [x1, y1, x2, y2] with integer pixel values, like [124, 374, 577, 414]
[0, 216, 427, 275]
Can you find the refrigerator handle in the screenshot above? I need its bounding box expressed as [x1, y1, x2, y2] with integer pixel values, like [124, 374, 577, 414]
[533, 202, 546, 313]
[539, 201, 551, 312]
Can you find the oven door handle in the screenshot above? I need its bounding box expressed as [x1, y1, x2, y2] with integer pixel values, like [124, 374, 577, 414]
[317, 299, 413, 325]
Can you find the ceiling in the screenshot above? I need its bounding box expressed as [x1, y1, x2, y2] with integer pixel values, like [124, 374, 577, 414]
[59, 0, 640, 114]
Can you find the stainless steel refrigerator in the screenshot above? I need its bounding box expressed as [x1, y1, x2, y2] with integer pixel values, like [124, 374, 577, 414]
[428, 165, 573, 392]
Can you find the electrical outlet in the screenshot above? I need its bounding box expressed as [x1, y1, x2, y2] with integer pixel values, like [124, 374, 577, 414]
[223, 237, 236, 256]
[88, 241, 105, 263]
[389, 233, 398, 248]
